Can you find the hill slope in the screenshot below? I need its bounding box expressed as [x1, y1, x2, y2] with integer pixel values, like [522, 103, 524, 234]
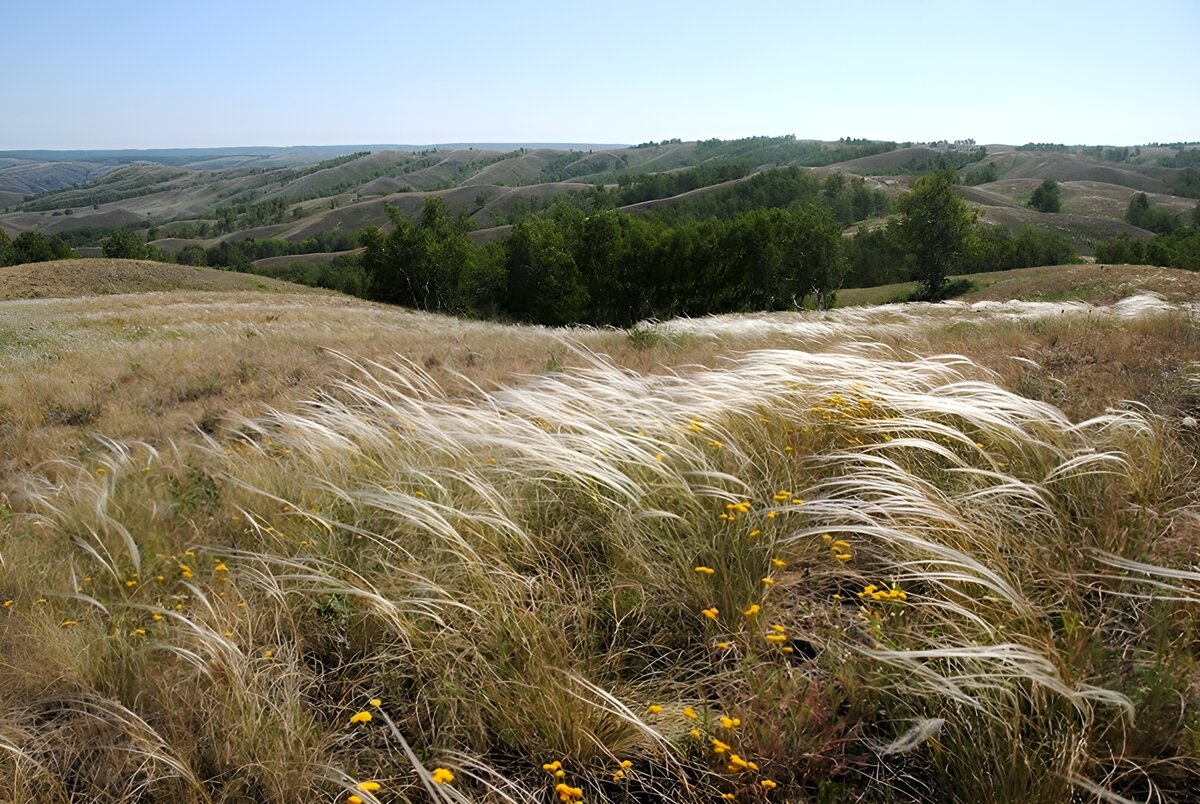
[0, 258, 317, 300]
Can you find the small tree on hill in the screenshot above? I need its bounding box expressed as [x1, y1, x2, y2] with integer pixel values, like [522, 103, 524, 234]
[896, 171, 977, 300]
[1029, 178, 1062, 213]
[102, 229, 150, 260]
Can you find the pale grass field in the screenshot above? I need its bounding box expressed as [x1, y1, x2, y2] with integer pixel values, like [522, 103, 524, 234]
[1, 273, 1199, 802]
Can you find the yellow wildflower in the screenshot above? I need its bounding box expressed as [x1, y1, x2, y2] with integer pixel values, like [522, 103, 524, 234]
[125, 578, 138, 588]
[263, 649, 274, 658]
[834, 553, 852, 561]
[348, 796, 364, 804]
[707, 439, 723, 449]
[761, 577, 775, 586]
[646, 704, 663, 715]
[60, 619, 77, 628]
[772, 490, 790, 501]
[2, 600, 12, 609]
[749, 529, 761, 538]
[766, 510, 778, 520]
[765, 633, 788, 644]
[542, 761, 563, 774]
[369, 697, 382, 707]
[702, 607, 719, 620]
[721, 794, 736, 800]
[761, 779, 778, 789]
[151, 612, 164, 622]
[655, 453, 665, 461]
[554, 783, 583, 800]
[619, 760, 632, 769]
[132, 628, 146, 636]
[694, 566, 716, 575]
[830, 540, 851, 552]
[356, 781, 382, 793]
[612, 770, 625, 782]
[178, 564, 194, 579]
[771, 558, 787, 569]
[771, 623, 786, 632]
[431, 767, 454, 785]
[214, 561, 228, 572]
[719, 715, 741, 729]
[690, 728, 703, 739]
[349, 711, 372, 724]
[682, 706, 698, 720]
[710, 737, 730, 754]
[743, 604, 760, 617]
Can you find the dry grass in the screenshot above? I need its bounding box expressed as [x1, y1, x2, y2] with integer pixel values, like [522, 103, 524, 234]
[0, 259, 312, 301]
[838, 263, 1200, 307]
[1, 265, 1199, 802]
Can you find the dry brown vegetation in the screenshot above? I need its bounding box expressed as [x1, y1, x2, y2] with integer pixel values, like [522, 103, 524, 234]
[0, 258, 311, 301]
[1, 261, 1199, 802]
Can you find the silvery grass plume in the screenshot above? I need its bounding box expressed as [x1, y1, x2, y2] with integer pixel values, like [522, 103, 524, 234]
[5, 330, 1195, 802]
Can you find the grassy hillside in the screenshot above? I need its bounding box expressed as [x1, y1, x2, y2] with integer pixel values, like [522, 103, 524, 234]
[3, 140, 1197, 274]
[0, 264, 1197, 802]
[0, 258, 314, 301]
[836, 262, 1200, 306]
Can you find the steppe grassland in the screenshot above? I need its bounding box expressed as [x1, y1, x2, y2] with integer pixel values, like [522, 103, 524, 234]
[1, 287, 1199, 802]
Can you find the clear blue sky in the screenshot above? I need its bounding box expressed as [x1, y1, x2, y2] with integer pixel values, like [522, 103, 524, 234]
[2, 0, 1196, 149]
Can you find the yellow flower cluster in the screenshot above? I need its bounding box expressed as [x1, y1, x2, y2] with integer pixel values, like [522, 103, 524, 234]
[822, 533, 852, 562]
[858, 583, 907, 602]
[347, 780, 382, 803]
[431, 768, 454, 785]
[554, 782, 584, 802]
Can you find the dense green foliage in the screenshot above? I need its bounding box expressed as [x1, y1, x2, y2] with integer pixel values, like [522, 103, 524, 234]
[1158, 147, 1200, 169]
[1095, 226, 1200, 270]
[1125, 192, 1183, 233]
[890, 147, 987, 175]
[840, 221, 1080, 290]
[1173, 168, 1200, 198]
[692, 135, 898, 166]
[1029, 178, 1062, 213]
[361, 198, 845, 325]
[213, 198, 292, 232]
[609, 161, 753, 205]
[0, 229, 77, 265]
[959, 162, 999, 185]
[250, 254, 370, 296]
[101, 229, 153, 259]
[895, 172, 977, 299]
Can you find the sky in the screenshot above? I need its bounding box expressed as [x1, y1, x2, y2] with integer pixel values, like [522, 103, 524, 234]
[2, 0, 1197, 150]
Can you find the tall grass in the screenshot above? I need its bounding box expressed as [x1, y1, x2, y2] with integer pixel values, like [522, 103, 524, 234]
[2, 338, 1197, 802]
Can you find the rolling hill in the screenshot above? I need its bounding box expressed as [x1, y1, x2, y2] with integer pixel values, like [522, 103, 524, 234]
[1, 139, 1196, 263]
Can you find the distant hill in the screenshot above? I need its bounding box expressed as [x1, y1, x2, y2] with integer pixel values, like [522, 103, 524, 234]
[2, 138, 1196, 262]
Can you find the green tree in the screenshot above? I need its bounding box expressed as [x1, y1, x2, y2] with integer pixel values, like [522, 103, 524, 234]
[102, 229, 151, 259]
[1028, 179, 1062, 213]
[11, 231, 76, 264]
[895, 171, 976, 300]
[0, 228, 12, 266]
